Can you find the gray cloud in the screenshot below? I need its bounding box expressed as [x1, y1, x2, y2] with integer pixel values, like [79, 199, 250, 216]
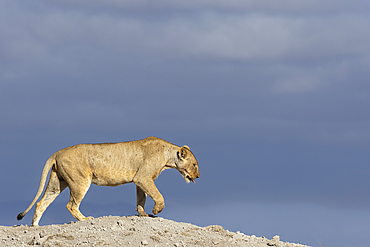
[47, 0, 370, 14]
[2, 1, 370, 63]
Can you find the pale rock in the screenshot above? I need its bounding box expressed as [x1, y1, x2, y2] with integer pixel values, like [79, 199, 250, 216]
[272, 235, 280, 242]
[233, 232, 244, 240]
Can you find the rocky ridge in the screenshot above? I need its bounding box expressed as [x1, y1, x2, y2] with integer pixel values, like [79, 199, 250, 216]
[1, 216, 311, 247]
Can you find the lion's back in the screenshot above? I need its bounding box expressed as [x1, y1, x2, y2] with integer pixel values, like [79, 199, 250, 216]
[53, 137, 177, 186]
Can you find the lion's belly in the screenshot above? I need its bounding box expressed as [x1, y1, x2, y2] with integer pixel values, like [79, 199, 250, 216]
[86, 145, 141, 186]
[91, 164, 137, 186]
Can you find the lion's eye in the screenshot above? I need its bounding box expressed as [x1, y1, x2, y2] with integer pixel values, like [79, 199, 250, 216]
[193, 164, 196, 167]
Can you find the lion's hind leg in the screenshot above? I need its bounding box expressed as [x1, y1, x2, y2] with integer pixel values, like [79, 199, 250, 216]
[66, 179, 92, 221]
[32, 168, 67, 226]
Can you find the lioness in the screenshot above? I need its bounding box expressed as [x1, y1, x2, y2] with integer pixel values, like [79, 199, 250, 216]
[17, 137, 199, 226]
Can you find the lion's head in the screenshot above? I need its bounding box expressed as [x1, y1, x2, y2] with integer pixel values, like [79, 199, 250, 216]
[176, 145, 200, 183]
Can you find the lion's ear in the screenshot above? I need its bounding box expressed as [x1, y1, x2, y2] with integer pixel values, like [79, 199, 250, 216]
[178, 146, 189, 160]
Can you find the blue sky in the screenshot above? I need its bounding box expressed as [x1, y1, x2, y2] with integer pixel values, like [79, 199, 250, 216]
[1, 1, 370, 246]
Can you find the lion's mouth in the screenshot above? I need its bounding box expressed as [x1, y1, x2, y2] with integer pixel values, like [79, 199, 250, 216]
[180, 168, 196, 184]
[186, 175, 195, 184]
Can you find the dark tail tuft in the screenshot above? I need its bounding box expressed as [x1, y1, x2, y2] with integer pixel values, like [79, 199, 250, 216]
[17, 213, 24, 221]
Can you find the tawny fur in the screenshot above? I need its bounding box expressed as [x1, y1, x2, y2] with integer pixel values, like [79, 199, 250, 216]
[17, 137, 199, 226]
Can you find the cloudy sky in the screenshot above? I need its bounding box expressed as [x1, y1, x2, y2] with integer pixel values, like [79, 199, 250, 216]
[1, 1, 370, 246]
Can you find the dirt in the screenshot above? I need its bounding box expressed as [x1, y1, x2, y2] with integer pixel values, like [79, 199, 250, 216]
[1, 216, 311, 247]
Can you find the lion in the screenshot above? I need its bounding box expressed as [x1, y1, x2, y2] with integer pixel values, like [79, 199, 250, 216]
[17, 137, 199, 226]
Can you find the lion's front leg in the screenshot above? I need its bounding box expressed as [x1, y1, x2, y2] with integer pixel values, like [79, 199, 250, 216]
[136, 186, 148, 216]
[133, 177, 165, 215]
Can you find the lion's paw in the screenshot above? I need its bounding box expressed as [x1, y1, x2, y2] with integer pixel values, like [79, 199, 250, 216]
[152, 202, 165, 215]
[137, 206, 149, 217]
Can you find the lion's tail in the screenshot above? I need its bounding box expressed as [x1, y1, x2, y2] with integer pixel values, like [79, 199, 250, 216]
[17, 154, 56, 221]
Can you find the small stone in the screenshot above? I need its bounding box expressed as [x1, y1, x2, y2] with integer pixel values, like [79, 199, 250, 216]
[233, 232, 243, 240]
[174, 243, 180, 247]
[141, 240, 149, 245]
[28, 236, 41, 246]
[272, 235, 280, 242]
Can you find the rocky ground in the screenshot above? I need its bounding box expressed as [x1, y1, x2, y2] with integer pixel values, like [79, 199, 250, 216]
[1, 216, 311, 247]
